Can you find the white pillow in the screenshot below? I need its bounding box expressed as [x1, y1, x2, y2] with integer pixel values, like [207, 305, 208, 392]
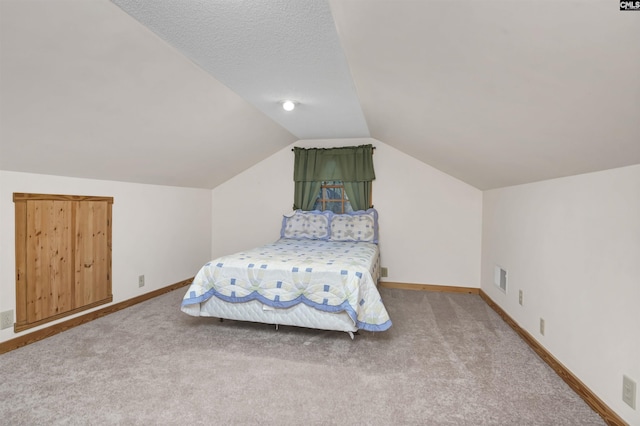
[280, 210, 331, 240]
[330, 208, 378, 243]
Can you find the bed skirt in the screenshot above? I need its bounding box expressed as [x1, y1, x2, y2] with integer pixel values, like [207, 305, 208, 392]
[182, 295, 358, 333]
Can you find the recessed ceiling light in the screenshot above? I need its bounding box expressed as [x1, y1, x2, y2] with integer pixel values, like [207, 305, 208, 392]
[282, 100, 296, 111]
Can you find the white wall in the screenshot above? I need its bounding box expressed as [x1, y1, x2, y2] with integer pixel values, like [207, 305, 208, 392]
[0, 170, 212, 344]
[481, 164, 640, 425]
[211, 138, 483, 288]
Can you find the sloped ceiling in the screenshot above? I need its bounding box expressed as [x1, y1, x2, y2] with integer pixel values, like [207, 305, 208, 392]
[0, 0, 297, 189]
[331, 0, 640, 189]
[1, 0, 639, 190]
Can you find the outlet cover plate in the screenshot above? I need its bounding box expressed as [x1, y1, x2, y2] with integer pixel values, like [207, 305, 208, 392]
[0, 310, 14, 330]
[623, 375, 636, 409]
[494, 266, 507, 293]
[138, 275, 145, 288]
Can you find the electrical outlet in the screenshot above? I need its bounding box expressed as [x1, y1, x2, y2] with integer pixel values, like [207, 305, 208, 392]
[494, 266, 507, 293]
[623, 375, 636, 409]
[138, 275, 145, 288]
[518, 290, 523, 306]
[380, 267, 388, 278]
[539, 318, 545, 336]
[0, 310, 14, 330]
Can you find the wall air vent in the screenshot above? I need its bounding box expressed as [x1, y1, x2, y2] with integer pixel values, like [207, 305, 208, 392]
[494, 265, 507, 293]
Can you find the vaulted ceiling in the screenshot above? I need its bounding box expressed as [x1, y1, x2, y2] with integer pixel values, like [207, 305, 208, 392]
[1, 0, 639, 190]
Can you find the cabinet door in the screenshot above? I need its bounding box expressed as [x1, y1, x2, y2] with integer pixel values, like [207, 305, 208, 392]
[25, 200, 74, 323]
[74, 200, 112, 306]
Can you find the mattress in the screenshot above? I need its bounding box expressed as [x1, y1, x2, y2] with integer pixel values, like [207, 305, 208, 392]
[181, 238, 391, 332]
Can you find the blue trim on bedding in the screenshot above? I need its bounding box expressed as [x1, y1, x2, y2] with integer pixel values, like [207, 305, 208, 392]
[182, 236, 390, 332]
[360, 319, 392, 332]
[182, 287, 392, 332]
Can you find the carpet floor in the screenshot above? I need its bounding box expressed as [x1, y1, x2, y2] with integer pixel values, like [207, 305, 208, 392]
[0, 287, 605, 425]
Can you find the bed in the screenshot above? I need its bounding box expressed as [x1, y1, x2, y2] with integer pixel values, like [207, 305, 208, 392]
[181, 208, 392, 338]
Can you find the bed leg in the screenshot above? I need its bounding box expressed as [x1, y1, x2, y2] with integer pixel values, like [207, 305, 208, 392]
[348, 331, 355, 340]
[219, 318, 224, 322]
[275, 324, 279, 331]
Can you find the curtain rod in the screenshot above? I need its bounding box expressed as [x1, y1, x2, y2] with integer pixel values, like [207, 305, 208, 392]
[291, 146, 376, 152]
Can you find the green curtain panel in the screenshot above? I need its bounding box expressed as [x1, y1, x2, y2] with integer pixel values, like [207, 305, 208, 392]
[293, 181, 322, 211]
[293, 145, 375, 211]
[343, 181, 372, 212]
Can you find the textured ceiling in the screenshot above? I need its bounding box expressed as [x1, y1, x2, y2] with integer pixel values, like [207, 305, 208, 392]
[110, 0, 370, 140]
[1, 0, 639, 190]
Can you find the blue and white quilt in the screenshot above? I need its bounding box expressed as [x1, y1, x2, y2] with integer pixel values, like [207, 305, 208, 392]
[181, 238, 392, 331]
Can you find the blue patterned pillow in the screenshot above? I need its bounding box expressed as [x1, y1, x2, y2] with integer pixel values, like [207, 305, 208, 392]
[280, 210, 332, 240]
[330, 208, 378, 243]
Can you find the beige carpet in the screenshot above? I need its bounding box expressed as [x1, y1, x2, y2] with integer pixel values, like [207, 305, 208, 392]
[0, 287, 604, 425]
